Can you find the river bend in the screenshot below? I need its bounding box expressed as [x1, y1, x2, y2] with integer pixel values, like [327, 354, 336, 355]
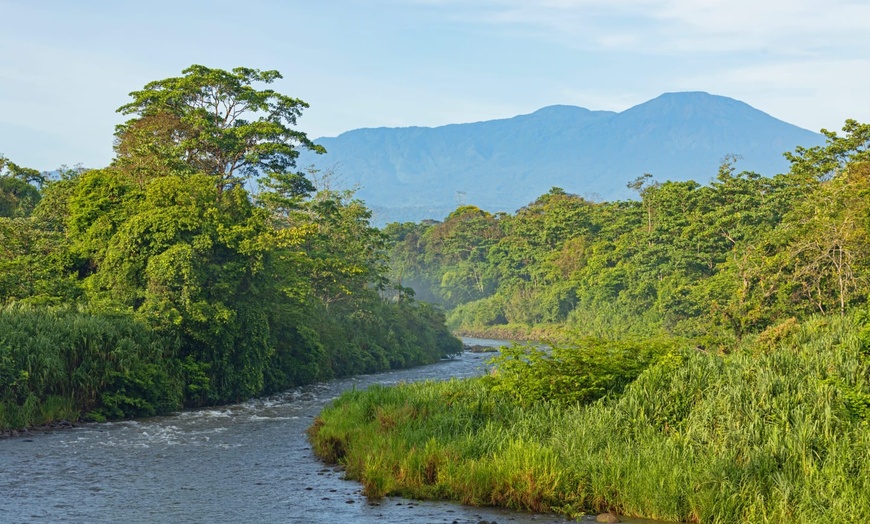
[1, 338, 655, 524]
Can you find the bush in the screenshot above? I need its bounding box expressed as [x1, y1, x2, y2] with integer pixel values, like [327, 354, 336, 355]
[484, 337, 680, 406]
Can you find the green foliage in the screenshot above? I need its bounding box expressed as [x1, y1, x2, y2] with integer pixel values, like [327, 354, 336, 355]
[116, 64, 325, 191]
[389, 121, 870, 344]
[0, 305, 183, 427]
[484, 337, 679, 406]
[310, 315, 870, 523]
[0, 177, 40, 218]
[346, 125, 870, 520]
[785, 119, 870, 181]
[0, 216, 78, 304]
[385, 206, 503, 308]
[0, 155, 43, 218]
[0, 65, 462, 429]
[447, 295, 507, 331]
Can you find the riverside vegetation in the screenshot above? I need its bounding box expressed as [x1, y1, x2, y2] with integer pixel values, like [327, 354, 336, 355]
[0, 65, 460, 431]
[309, 121, 870, 522]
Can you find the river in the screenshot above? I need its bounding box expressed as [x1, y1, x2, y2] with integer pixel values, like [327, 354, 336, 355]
[1, 338, 662, 524]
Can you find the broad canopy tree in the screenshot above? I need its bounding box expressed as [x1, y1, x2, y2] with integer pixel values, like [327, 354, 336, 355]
[115, 65, 324, 193]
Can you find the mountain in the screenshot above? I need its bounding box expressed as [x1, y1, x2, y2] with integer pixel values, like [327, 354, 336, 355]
[297, 92, 824, 224]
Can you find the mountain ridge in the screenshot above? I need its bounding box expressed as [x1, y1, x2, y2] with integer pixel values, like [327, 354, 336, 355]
[298, 92, 824, 224]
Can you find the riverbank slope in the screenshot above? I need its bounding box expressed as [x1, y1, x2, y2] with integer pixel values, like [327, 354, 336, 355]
[309, 315, 870, 523]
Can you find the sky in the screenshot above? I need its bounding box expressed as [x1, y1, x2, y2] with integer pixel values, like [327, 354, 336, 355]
[1, 0, 868, 171]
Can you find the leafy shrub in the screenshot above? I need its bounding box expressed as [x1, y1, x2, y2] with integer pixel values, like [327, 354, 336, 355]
[484, 337, 680, 406]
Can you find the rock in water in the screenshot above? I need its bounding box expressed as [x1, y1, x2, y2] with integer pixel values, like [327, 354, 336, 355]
[596, 513, 620, 523]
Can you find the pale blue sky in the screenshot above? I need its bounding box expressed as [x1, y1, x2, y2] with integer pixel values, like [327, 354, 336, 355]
[1, 0, 868, 171]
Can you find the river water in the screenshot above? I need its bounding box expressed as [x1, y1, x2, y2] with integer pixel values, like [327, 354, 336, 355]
[1, 338, 662, 524]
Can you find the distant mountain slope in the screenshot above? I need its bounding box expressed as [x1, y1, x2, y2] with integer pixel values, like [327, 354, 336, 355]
[298, 92, 824, 224]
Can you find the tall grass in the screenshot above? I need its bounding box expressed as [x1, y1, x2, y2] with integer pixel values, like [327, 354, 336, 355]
[0, 304, 182, 429]
[309, 315, 870, 523]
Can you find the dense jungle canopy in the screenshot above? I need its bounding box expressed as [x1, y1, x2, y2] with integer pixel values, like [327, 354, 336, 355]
[0, 65, 460, 428]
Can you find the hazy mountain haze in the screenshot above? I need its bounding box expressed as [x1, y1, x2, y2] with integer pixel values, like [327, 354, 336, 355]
[298, 92, 824, 224]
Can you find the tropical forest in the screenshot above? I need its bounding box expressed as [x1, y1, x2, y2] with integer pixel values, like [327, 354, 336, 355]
[310, 120, 870, 523]
[0, 65, 460, 429]
[4, 64, 870, 523]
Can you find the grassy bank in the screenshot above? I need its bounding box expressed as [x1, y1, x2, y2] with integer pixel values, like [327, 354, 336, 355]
[309, 316, 870, 523]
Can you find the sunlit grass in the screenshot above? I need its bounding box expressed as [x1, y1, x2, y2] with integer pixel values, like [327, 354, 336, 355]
[309, 315, 870, 523]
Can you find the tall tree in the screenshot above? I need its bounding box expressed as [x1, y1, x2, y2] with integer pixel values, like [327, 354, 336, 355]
[115, 65, 324, 191]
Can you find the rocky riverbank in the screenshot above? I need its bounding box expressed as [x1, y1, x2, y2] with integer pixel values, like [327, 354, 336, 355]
[463, 344, 499, 353]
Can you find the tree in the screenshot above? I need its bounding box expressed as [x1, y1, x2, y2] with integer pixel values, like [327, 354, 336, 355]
[116, 65, 325, 192]
[302, 188, 388, 310]
[785, 119, 870, 181]
[627, 173, 661, 240]
[0, 155, 45, 186]
[0, 156, 43, 217]
[780, 162, 870, 315]
[0, 217, 77, 303]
